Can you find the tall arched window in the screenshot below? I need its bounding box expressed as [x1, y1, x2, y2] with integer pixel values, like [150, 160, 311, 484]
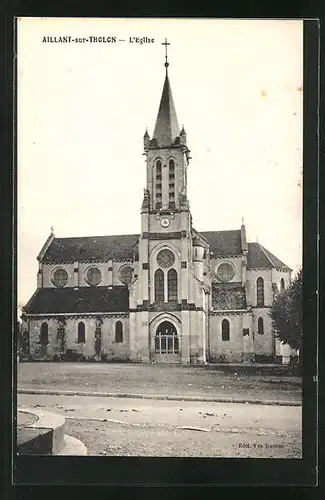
[154, 269, 164, 302]
[256, 277, 265, 307]
[257, 317, 264, 335]
[155, 160, 162, 209]
[169, 159, 175, 207]
[77, 322, 85, 343]
[222, 319, 230, 341]
[169, 159, 175, 178]
[280, 278, 285, 291]
[115, 321, 123, 343]
[167, 269, 178, 301]
[40, 322, 49, 345]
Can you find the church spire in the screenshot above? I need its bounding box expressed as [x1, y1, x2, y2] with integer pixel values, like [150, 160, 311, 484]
[152, 38, 180, 147]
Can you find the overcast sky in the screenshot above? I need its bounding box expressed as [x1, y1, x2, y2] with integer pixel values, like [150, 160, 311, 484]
[17, 18, 303, 309]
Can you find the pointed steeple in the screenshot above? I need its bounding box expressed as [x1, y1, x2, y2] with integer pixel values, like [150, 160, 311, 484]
[152, 42, 180, 147]
[153, 74, 180, 147]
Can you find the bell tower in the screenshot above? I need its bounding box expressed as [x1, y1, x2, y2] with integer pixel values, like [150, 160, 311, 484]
[142, 38, 191, 219]
[129, 39, 201, 365]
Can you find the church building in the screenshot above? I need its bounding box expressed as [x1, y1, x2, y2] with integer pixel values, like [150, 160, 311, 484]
[21, 44, 292, 364]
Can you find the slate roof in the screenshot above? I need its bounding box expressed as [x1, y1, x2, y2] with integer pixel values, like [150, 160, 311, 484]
[40, 231, 290, 271]
[212, 283, 247, 310]
[200, 230, 242, 257]
[41, 234, 139, 263]
[152, 73, 180, 147]
[247, 242, 292, 271]
[23, 286, 129, 314]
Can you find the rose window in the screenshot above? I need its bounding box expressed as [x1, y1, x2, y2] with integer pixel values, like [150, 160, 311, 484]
[51, 268, 68, 287]
[156, 249, 175, 268]
[216, 262, 235, 282]
[86, 267, 102, 286]
[119, 265, 133, 285]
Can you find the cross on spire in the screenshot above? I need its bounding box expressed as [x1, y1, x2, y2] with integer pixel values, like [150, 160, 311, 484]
[162, 37, 170, 70]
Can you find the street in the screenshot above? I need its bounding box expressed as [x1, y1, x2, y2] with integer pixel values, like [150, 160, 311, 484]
[18, 393, 302, 458]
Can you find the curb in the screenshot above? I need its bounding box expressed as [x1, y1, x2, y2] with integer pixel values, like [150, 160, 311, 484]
[19, 408, 66, 454]
[18, 408, 88, 455]
[18, 388, 301, 407]
[57, 434, 87, 455]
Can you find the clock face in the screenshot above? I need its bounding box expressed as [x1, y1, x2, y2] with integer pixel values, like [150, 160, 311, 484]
[160, 217, 170, 228]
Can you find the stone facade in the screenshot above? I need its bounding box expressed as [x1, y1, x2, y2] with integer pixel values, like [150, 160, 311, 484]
[21, 60, 293, 364]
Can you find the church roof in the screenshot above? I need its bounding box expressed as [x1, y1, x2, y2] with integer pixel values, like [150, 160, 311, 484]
[247, 242, 292, 271]
[39, 232, 291, 271]
[41, 234, 139, 263]
[23, 286, 129, 314]
[212, 283, 247, 310]
[152, 73, 180, 147]
[200, 230, 242, 257]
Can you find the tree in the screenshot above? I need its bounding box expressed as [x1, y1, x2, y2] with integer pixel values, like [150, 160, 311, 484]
[269, 269, 302, 351]
[57, 318, 66, 355]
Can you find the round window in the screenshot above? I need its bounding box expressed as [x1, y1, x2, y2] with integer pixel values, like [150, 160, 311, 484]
[157, 249, 175, 268]
[119, 265, 133, 285]
[86, 267, 102, 286]
[52, 268, 68, 288]
[216, 262, 235, 282]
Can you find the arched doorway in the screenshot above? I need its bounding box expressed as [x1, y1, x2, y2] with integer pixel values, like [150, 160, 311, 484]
[155, 321, 180, 363]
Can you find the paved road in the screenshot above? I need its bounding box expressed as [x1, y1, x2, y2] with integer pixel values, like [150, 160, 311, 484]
[18, 393, 302, 458]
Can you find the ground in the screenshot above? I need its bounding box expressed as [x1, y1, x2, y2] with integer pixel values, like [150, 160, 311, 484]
[17, 362, 301, 402]
[17, 362, 302, 458]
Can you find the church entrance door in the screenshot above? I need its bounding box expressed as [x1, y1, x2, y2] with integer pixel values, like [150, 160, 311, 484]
[154, 321, 181, 363]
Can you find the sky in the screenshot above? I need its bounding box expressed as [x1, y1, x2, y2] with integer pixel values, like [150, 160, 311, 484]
[17, 18, 303, 311]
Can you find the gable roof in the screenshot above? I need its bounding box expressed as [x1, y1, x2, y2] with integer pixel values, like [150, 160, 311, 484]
[39, 231, 291, 271]
[200, 230, 242, 257]
[41, 234, 139, 263]
[23, 286, 129, 314]
[247, 242, 292, 271]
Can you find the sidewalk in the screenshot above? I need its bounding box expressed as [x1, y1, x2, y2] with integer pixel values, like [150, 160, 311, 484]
[18, 387, 301, 406]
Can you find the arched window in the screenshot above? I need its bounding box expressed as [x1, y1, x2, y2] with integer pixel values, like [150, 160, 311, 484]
[258, 317, 264, 335]
[169, 159, 175, 175]
[222, 319, 230, 341]
[280, 278, 285, 291]
[256, 277, 265, 307]
[40, 322, 49, 345]
[77, 322, 85, 343]
[169, 159, 175, 206]
[154, 269, 164, 302]
[156, 160, 162, 209]
[167, 269, 178, 301]
[115, 321, 123, 343]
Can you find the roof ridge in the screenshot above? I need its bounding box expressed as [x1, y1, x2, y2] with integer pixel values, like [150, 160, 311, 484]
[258, 243, 276, 267]
[55, 234, 139, 240]
[200, 229, 241, 234]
